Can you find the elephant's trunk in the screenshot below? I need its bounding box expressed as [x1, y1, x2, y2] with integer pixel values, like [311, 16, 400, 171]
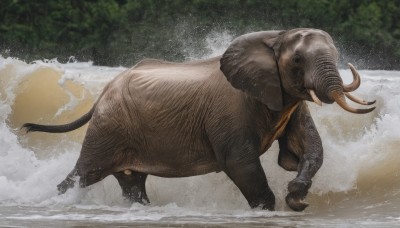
[312, 56, 343, 104]
[311, 60, 375, 114]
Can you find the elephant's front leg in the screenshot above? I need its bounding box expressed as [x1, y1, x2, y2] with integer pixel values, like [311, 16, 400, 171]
[279, 104, 323, 211]
[285, 153, 319, 211]
[220, 136, 275, 210]
[225, 157, 275, 210]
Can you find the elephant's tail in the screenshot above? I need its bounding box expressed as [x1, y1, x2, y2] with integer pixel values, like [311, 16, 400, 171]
[22, 107, 95, 133]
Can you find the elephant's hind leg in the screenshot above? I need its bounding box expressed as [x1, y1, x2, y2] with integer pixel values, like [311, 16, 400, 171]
[57, 168, 78, 194]
[75, 117, 128, 189]
[78, 168, 106, 188]
[113, 171, 149, 205]
[57, 166, 106, 194]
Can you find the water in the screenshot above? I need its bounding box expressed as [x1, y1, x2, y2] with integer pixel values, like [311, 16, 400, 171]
[1, 53, 400, 226]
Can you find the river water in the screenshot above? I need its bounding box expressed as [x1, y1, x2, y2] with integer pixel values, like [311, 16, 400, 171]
[1, 52, 400, 227]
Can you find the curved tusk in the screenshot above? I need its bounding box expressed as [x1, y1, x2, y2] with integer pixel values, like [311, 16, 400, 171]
[308, 89, 322, 106]
[331, 91, 375, 114]
[345, 92, 376, 105]
[343, 63, 361, 92]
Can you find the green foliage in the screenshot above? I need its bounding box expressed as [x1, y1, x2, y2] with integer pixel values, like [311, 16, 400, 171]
[0, 0, 399, 69]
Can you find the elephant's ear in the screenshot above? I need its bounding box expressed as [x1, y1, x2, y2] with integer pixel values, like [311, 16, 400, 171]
[220, 31, 285, 111]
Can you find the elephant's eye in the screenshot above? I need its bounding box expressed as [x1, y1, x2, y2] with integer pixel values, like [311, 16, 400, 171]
[293, 55, 301, 64]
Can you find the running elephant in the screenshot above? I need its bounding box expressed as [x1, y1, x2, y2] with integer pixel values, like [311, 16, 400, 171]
[23, 28, 375, 211]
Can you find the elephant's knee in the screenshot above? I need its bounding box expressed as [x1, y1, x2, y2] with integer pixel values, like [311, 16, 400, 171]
[224, 157, 258, 178]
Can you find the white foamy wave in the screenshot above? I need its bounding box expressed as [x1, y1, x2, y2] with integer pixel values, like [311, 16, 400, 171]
[307, 69, 400, 196]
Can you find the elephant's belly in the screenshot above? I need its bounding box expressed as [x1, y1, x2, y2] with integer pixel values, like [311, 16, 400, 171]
[125, 138, 221, 177]
[132, 158, 221, 178]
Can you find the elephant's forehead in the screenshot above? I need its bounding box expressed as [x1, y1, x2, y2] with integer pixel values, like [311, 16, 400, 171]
[283, 29, 335, 53]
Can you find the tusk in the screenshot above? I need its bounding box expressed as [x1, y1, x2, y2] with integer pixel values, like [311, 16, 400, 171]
[343, 63, 361, 92]
[308, 89, 322, 106]
[345, 92, 376, 105]
[331, 91, 375, 114]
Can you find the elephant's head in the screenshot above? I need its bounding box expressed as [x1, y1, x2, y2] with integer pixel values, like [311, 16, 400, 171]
[220, 28, 375, 113]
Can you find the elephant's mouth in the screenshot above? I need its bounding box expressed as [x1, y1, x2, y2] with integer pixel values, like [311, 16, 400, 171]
[306, 63, 376, 114]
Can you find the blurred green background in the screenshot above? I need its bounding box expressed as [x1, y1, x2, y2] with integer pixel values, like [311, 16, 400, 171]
[1, 0, 399, 69]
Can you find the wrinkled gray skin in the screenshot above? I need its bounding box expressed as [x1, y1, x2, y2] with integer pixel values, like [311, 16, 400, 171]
[22, 28, 372, 211]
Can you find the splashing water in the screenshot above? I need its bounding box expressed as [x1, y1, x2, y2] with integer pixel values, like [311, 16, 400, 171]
[1, 34, 400, 226]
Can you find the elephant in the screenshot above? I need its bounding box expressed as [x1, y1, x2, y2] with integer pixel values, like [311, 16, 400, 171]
[22, 28, 375, 211]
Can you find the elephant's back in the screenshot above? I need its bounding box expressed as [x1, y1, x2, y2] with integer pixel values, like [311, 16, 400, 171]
[128, 56, 221, 84]
[122, 57, 232, 120]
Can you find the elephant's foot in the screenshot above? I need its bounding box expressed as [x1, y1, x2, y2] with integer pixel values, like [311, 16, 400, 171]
[123, 186, 150, 205]
[261, 200, 275, 211]
[285, 193, 309, 211]
[248, 190, 276, 211]
[114, 171, 150, 205]
[57, 168, 78, 194]
[285, 178, 312, 211]
[57, 177, 76, 194]
[125, 195, 150, 205]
